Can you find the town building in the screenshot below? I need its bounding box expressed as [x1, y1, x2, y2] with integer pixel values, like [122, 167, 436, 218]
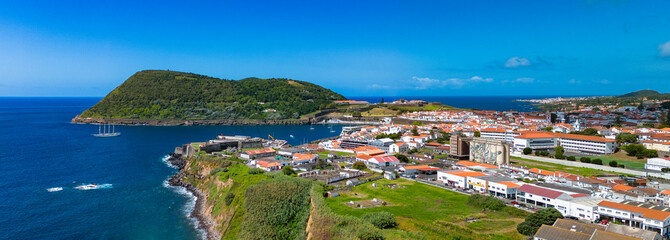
[469, 137, 510, 165]
[645, 158, 670, 171]
[597, 200, 670, 235]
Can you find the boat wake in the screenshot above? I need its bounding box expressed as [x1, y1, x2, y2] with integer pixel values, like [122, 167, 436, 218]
[46, 187, 63, 192]
[74, 183, 112, 190]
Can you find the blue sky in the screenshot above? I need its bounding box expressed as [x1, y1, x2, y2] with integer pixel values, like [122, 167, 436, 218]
[1, 0, 669, 97]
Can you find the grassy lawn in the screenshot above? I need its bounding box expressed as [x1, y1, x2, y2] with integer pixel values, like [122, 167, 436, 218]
[361, 107, 399, 116]
[393, 104, 447, 112]
[596, 152, 647, 170]
[325, 178, 527, 240]
[510, 156, 631, 176]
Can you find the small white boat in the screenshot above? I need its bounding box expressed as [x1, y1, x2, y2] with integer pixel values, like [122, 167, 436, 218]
[46, 187, 63, 192]
[289, 134, 295, 138]
[75, 183, 98, 190]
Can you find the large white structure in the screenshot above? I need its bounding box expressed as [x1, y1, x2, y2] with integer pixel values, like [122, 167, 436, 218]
[553, 133, 616, 155]
[516, 184, 601, 221]
[513, 133, 558, 153]
[646, 158, 670, 171]
[469, 137, 510, 165]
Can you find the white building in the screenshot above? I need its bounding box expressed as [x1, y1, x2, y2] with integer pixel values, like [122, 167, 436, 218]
[468, 175, 521, 199]
[388, 142, 409, 153]
[597, 201, 670, 235]
[437, 170, 488, 189]
[513, 133, 558, 153]
[645, 158, 670, 171]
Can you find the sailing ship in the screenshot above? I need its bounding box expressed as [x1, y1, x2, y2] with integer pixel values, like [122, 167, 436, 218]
[93, 123, 121, 137]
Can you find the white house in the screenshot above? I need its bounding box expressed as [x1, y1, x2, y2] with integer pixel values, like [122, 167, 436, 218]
[389, 142, 409, 153]
[437, 170, 488, 189]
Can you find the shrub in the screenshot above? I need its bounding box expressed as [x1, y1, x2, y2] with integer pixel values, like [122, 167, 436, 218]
[357, 230, 384, 240]
[282, 166, 296, 176]
[523, 147, 532, 155]
[353, 161, 368, 170]
[225, 192, 235, 206]
[580, 157, 591, 163]
[210, 167, 228, 175]
[566, 156, 576, 161]
[468, 194, 505, 211]
[362, 212, 397, 229]
[247, 168, 265, 175]
[662, 167, 670, 173]
[591, 159, 603, 165]
[555, 154, 565, 160]
[517, 208, 563, 236]
[609, 161, 618, 167]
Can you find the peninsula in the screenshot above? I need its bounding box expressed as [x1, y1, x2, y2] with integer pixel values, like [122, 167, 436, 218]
[71, 70, 346, 125]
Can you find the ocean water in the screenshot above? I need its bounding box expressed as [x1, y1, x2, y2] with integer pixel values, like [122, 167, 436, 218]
[350, 96, 544, 112]
[0, 97, 344, 240]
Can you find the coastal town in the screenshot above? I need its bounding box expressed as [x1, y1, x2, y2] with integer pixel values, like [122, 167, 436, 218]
[172, 97, 670, 240]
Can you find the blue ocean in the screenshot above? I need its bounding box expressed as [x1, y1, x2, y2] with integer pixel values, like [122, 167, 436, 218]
[0, 96, 535, 240]
[0, 97, 345, 240]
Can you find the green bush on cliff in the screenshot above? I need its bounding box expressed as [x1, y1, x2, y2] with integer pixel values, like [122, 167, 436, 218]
[225, 192, 235, 206]
[238, 176, 313, 239]
[79, 70, 346, 120]
[247, 168, 265, 175]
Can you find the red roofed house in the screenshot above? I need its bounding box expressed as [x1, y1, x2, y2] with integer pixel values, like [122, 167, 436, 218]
[367, 156, 400, 167]
[241, 148, 276, 160]
[292, 153, 317, 165]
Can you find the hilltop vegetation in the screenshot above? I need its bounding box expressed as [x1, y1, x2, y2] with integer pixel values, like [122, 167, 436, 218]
[79, 70, 346, 120]
[617, 90, 669, 98]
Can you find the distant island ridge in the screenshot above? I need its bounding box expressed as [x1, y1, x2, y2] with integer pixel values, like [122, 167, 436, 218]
[72, 70, 346, 125]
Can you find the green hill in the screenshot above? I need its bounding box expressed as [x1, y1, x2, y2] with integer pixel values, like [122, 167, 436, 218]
[79, 70, 346, 120]
[617, 90, 663, 98]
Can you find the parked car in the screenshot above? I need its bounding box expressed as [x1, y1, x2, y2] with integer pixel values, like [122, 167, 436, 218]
[601, 220, 608, 225]
[510, 201, 519, 205]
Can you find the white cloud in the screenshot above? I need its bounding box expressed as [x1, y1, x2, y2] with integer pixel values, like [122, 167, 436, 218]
[600, 79, 610, 84]
[504, 57, 531, 68]
[367, 76, 494, 90]
[568, 79, 581, 84]
[367, 84, 394, 89]
[659, 40, 670, 57]
[515, 77, 535, 83]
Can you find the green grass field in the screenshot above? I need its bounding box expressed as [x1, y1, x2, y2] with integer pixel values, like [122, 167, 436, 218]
[326, 178, 527, 240]
[510, 157, 633, 176]
[596, 156, 646, 169]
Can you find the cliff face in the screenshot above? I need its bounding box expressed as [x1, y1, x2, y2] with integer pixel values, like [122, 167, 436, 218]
[76, 70, 346, 122]
[166, 149, 381, 240]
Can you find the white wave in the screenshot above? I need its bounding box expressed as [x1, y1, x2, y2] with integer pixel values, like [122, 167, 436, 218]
[74, 183, 112, 190]
[163, 178, 207, 240]
[161, 155, 178, 169]
[46, 187, 63, 192]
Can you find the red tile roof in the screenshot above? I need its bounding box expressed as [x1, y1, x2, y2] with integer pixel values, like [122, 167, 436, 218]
[598, 201, 670, 221]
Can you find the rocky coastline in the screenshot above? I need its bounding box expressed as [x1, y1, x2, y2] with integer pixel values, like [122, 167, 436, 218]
[72, 116, 310, 126]
[166, 154, 220, 240]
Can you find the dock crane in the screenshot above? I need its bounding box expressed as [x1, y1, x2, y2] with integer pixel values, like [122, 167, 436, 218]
[268, 134, 275, 141]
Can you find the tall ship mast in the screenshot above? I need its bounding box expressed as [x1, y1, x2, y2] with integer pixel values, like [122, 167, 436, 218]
[93, 120, 121, 137]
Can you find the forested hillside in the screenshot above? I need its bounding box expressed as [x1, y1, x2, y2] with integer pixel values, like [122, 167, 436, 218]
[79, 70, 346, 120]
